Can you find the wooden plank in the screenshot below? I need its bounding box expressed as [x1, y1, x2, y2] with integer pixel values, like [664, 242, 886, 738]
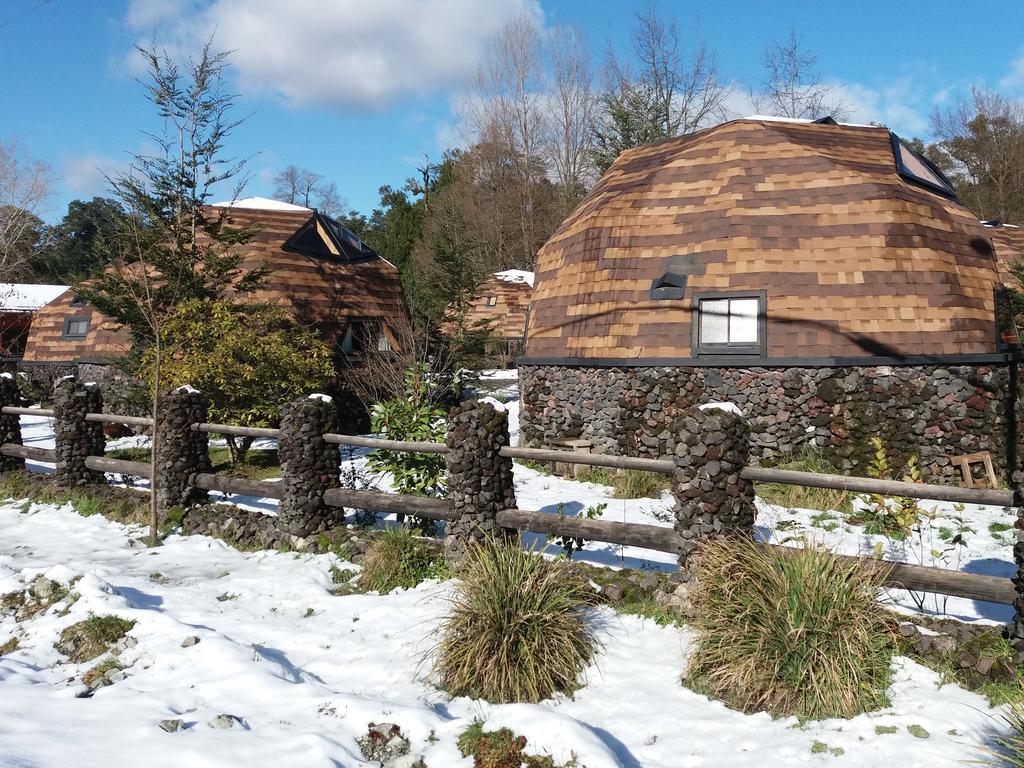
[1, 407, 54, 418]
[496, 508, 682, 553]
[1, 444, 56, 462]
[741, 466, 1016, 507]
[322, 433, 449, 454]
[323, 487, 451, 520]
[85, 413, 154, 427]
[192, 423, 281, 439]
[194, 473, 283, 499]
[500, 447, 675, 475]
[84, 456, 152, 477]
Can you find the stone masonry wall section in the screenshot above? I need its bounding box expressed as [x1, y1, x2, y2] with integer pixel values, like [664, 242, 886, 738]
[154, 387, 212, 516]
[52, 377, 105, 488]
[276, 395, 342, 538]
[444, 400, 517, 566]
[519, 364, 1015, 484]
[0, 373, 24, 472]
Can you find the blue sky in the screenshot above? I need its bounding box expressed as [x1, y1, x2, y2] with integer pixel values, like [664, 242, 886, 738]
[2, 0, 1024, 224]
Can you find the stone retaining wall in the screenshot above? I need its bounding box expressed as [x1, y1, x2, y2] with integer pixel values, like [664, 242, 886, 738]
[519, 363, 1017, 484]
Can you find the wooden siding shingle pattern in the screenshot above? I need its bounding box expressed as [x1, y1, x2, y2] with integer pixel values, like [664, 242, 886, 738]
[454, 275, 532, 341]
[525, 120, 1004, 361]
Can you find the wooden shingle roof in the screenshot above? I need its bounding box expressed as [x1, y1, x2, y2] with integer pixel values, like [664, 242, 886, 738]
[446, 271, 533, 342]
[524, 118, 1007, 364]
[22, 205, 406, 364]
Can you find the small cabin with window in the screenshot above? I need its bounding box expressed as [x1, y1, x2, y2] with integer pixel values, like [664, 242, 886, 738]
[519, 117, 1024, 484]
[21, 197, 405, 377]
[444, 270, 533, 364]
[0, 283, 68, 365]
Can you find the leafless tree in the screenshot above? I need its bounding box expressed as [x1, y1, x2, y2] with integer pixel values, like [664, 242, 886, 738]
[752, 31, 849, 120]
[273, 164, 348, 216]
[607, 3, 731, 137]
[0, 139, 51, 281]
[547, 25, 598, 209]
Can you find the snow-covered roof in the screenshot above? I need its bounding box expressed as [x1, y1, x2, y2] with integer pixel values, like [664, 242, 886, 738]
[494, 269, 534, 288]
[211, 196, 311, 212]
[741, 114, 877, 129]
[0, 283, 67, 312]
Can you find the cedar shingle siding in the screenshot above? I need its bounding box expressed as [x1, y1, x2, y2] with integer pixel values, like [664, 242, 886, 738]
[524, 119, 1010, 363]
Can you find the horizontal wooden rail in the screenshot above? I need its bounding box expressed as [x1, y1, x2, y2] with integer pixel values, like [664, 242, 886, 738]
[498, 507, 1016, 605]
[497, 508, 681, 553]
[85, 413, 154, 428]
[741, 466, 1016, 507]
[85, 455, 152, 477]
[1, 406, 54, 418]
[192, 423, 281, 439]
[324, 487, 451, 520]
[195, 473, 283, 499]
[501, 446, 675, 474]
[323, 433, 449, 454]
[1, 444, 55, 463]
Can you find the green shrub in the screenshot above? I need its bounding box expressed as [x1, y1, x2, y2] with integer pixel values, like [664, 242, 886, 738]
[755, 449, 853, 513]
[433, 539, 598, 703]
[684, 536, 897, 720]
[57, 615, 136, 663]
[457, 720, 565, 767]
[612, 469, 670, 499]
[359, 527, 448, 593]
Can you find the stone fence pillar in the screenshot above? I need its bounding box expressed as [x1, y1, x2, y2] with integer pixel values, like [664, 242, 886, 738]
[276, 394, 341, 538]
[444, 400, 517, 566]
[154, 386, 211, 517]
[0, 373, 23, 472]
[53, 377, 105, 488]
[672, 404, 755, 574]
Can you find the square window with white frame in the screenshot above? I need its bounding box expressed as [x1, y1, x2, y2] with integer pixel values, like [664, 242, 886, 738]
[694, 293, 764, 355]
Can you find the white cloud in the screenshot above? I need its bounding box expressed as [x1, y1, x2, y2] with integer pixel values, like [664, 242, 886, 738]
[62, 153, 131, 197]
[835, 80, 930, 135]
[123, 0, 542, 110]
[1000, 49, 1024, 94]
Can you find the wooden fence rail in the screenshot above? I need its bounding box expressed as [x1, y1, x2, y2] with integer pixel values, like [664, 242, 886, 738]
[2, 403, 1021, 608]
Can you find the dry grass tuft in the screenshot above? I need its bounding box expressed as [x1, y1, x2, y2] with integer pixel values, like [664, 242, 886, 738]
[359, 526, 448, 593]
[684, 536, 897, 720]
[433, 539, 599, 703]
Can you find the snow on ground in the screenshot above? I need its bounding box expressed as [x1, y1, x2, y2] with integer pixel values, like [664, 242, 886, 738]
[3, 381, 1021, 765]
[0, 500, 1008, 768]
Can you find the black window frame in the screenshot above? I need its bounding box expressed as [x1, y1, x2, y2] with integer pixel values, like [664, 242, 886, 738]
[691, 290, 767, 358]
[61, 317, 90, 339]
[69, 295, 87, 308]
[890, 132, 959, 200]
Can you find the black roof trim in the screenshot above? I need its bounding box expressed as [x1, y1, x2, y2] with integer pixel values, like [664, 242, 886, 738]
[518, 352, 1018, 369]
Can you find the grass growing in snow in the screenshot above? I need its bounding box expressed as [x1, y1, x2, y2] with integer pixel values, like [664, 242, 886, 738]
[573, 467, 670, 498]
[754, 450, 853, 513]
[684, 536, 897, 720]
[359, 526, 449, 593]
[433, 539, 598, 704]
[57, 616, 135, 663]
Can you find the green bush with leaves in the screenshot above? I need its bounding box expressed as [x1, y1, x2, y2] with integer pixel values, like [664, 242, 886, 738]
[850, 436, 928, 537]
[684, 535, 897, 720]
[433, 539, 598, 703]
[368, 363, 446, 497]
[140, 299, 333, 462]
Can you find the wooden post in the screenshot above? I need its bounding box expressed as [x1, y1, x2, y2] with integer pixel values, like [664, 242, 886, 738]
[444, 400, 517, 567]
[52, 377, 105, 488]
[0, 373, 24, 472]
[276, 394, 342, 538]
[154, 386, 212, 518]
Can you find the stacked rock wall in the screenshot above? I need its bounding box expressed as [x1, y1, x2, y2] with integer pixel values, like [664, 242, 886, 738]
[0, 374, 23, 472]
[276, 395, 342, 537]
[444, 400, 517, 565]
[52, 378, 105, 487]
[519, 363, 1018, 484]
[154, 387, 212, 516]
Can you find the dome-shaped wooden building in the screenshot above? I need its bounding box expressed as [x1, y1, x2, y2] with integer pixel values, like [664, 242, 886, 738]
[519, 117, 1023, 483]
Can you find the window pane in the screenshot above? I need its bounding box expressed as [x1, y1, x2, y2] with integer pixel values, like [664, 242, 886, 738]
[700, 299, 729, 344]
[729, 299, 759, 343]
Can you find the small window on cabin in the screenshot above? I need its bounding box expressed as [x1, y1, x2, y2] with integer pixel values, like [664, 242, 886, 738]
[339, 324, 357, 355]
[693, 293, 765, 356]
[485, 296, 497, 307]
[891, 134, 958, 199]
[62, 318, 90, 339]
[377, 331, 392, 352]
[70, 295, 87, 308]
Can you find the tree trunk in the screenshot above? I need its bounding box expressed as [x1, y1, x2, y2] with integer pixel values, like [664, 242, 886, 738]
[225, 435, 255, 465]
[148, 337, 161, 547]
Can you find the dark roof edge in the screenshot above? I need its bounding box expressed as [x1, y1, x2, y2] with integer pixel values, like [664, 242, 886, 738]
[517, 352, 1019, 369]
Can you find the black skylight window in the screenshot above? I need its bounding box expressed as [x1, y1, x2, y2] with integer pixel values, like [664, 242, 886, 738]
[283, 212, 379, 262]
[891, 133, 959, 199]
